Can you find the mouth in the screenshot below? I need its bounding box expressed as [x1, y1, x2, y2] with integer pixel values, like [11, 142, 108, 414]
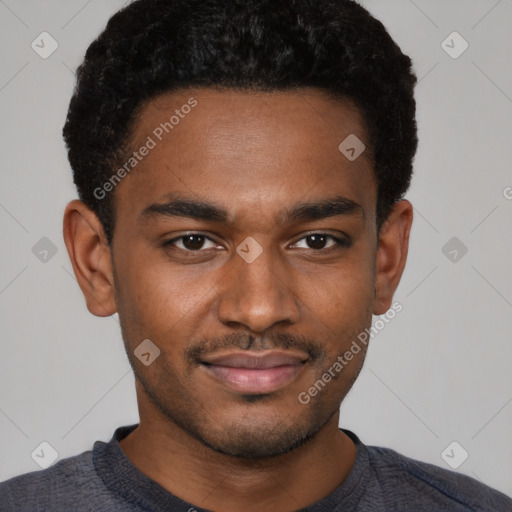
[200, 350, 309, 394]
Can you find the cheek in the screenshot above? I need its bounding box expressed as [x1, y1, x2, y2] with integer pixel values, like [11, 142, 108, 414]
[115, 256, 213, 345]
[295, 244, 376, 361]
[149, 263, 214, 318]
[306, 272, 374, 360]
[303, 268, 374, 398]
[300, 248, 375, 322]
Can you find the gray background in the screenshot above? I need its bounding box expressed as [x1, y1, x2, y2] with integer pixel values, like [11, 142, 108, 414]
[1, 0, 511, 498]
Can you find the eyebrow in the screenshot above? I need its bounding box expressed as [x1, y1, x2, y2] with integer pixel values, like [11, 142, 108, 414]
[139, 194, 364, 224]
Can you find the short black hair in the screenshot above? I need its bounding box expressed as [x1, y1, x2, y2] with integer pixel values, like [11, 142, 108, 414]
[63, 0, 418, 246]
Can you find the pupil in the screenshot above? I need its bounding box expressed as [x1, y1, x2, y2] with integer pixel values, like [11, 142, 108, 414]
[308, 234, 326, 249]
[184, 235, 204, 250]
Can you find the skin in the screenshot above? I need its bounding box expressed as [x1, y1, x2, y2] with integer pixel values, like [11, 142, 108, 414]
[63, 87, 413, 511]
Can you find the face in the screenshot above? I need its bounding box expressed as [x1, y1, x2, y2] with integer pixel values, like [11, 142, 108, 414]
[71, 87, 408, 459]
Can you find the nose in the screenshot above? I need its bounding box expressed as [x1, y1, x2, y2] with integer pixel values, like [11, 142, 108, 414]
[215, 244, 300, 333]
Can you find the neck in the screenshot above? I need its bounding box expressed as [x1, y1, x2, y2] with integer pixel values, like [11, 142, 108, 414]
[119, 409, 357, 511]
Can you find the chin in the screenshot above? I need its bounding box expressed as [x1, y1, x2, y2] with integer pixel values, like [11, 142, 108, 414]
[192, 410, 333, 459]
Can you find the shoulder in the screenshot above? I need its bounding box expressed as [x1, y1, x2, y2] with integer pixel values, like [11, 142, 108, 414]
[0, 449, 104, 511]
[363, 442, 512, 511]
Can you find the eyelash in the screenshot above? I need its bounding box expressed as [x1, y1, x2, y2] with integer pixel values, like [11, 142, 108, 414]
[163, 233, 351, 252]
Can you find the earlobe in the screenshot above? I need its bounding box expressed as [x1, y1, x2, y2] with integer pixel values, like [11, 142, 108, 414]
[62, 200, 117, 317]
[373, 200, 413, 315]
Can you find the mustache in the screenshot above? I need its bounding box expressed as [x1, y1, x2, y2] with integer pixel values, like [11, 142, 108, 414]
[185, 332, 326, 364]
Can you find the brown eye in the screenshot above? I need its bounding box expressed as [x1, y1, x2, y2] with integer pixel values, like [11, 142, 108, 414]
[164, 234, 218, 251]
[182, 234, 206, 250]
[292, 233, 351, 251]
[305, 234, 329, 249]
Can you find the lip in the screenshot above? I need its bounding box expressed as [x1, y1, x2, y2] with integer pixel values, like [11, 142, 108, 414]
[200, 350, 309, 394]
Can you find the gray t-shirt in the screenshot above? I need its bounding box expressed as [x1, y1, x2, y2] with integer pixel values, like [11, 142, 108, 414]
[1, 424, 511, 511]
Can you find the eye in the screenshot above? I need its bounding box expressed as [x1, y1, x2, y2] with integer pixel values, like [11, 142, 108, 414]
[163, 232, 350, 253]
[164, 233, 220, 251]
[291, 233, 350, 251]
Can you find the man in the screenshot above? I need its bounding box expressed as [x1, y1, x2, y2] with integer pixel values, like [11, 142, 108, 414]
[1, 0, 511, 510]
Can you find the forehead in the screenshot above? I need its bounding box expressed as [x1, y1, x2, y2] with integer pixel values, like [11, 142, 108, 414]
[113, 87, 376, 222]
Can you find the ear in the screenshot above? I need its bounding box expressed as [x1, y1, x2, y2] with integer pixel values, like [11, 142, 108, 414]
[62, 200, 117, 317]
[374, 199, 413, 315]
